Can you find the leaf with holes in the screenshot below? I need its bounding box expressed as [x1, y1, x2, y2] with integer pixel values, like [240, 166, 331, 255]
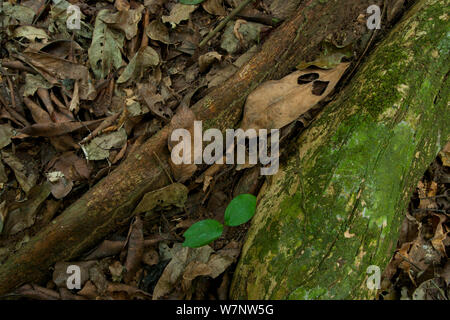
[88, 9, 124, 79]
[241, 63, 349, 131]
[224, 194, 257, 227]
[183, 219, 223, 248]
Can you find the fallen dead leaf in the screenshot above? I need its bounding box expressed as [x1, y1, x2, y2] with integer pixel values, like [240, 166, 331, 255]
[241, 63, 350, 131]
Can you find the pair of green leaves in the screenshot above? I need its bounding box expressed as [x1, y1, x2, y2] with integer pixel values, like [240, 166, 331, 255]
[183, 194, 257, 248]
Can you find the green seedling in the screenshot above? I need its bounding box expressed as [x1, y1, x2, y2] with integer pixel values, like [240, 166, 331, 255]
[182, 194, 257, 248]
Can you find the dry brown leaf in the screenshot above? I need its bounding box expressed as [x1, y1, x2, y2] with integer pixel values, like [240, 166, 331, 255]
[124, 215, 144, 283]
[202, 0, 227, 16]
[23, 52, 89, 83]
[1, 150, 39, 194]
[78, 281, 99, 299]
[101, 4, 144, 40]
[431, 214, 448, 256]
[115, 0, 130, 11]
[199, 51, 222, 73]
[20, 119, 104, 137]
[3, 182, 51, 235]
[145, 19, 171, 44]
[152, 244, 213, 300]
[133, 183, 188, 215]
[241, 63, 350, 131]
[107, 283, 152, 299]
[167, 106, 198, 182]
[439, 141, 450, 167]
[137, 83, 170, 119]
[23, 97, 51, 124]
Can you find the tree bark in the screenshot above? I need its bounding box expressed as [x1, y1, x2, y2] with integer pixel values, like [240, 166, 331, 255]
[0, 0, 385, 295]
[230, 0, 449, 300]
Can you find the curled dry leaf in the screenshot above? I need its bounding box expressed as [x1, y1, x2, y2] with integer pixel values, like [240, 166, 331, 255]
[100, 4, 144, 40]
[1, 150, 38, 194]
[23, 51, 89, 83]
[154, 241, 240, 299]
[202, 0, 227, 16]
[117, 46, 160, 83]
[124, 216, 144, 283]
[0, 124, 14, 149]
[3, 182, 51, 235]
[199, 51, 222, 73]
[81, 128, 127, 161]
[167, 106, 198, 182]
[152, 244, 213, 300]
[162, 4, 198, 27]
[145, 19, 171, 44]
[241, 63, 350, 131]
[137, 83, 171, 119]
[20, 118, 104, 137]
[89, 9, 125, 79]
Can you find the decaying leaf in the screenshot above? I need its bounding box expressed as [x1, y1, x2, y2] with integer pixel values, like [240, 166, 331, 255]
[202, 0, 227, 16]
[0, 201, 7, 234]
[241, 63, 350, 131]
[167, 106, 199, 182]
[162, 4, 198, 27]
[439, 141, 450, 167]
[133, 183, 188, 215]
[137, 83, 170, 119]
[23, 51, 89, 83]
[89, 9, 125, 79]
[1, 150, 38, 194]
[2, 2, 35, 24]
[81, 128, 127, 161]
[100, 4, 144, 40]
[23, 73, 52, 97]
[20, 119, 104, 137]
[153, 241, 240, 299]
[145, 20, 171, 44]
[199, 52, 222, 73]
[124, 216, 144, 283]
[152, 244, 213, 299]
[117, 46, 160, 83]
[3, 182, 51, 235]
[0, 124, 14, 149]
[13, 26, 48, 41]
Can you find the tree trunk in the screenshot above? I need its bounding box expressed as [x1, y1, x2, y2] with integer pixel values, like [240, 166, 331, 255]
[0, 0, 385, 295]
[231, 0, 449, 300]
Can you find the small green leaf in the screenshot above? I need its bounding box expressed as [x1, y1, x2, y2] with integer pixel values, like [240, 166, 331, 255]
[183, 219, 223, 248]
[224, 194, 257, 227]
[179, 0, 205, 4]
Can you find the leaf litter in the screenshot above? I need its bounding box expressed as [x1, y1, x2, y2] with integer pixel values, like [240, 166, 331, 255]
[0, 0, 424, 301]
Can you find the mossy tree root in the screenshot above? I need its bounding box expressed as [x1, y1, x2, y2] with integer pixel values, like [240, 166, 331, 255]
[231, 0, 449, 300]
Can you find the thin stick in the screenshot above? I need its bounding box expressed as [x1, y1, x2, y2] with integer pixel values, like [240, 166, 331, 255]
[199, 0, 255, 48]
[153, 151, 174, 184]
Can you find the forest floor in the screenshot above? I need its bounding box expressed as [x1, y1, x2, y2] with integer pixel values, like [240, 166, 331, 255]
[0, 0, 448, 300]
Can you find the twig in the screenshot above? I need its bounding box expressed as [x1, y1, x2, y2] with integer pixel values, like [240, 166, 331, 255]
[153, 151, 174, 184]
[140, 8, 150, 49]
[342, 0, 387, 86]
[199, 0, 256, 48]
